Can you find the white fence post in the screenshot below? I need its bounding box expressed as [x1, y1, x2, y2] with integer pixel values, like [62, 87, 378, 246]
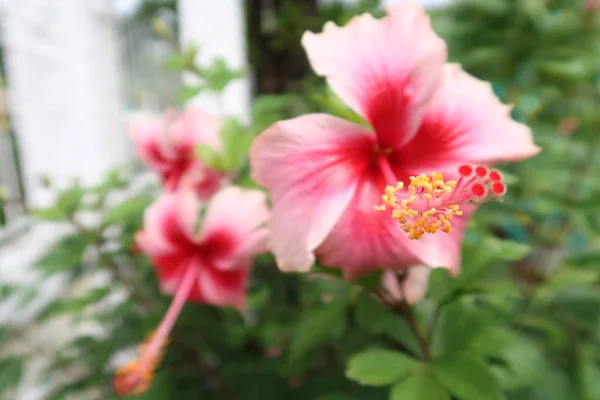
[178, 0, 251, 123]
[2, 0, 129, 209]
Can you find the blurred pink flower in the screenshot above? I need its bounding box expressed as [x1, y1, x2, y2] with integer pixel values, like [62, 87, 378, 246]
[382, 267, 431, 304]
[250, 1, 539, 279]
[586, 0, 599, 12]
[130, 107, 224, 199]
[114, 186, 269, 396]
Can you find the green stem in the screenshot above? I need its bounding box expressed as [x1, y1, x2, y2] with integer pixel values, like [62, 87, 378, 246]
[426, 305, 442, 345]
[0, 190, 5, 226]
[377, 289, 431, 360]
[8, 127, 27, 213]
[398, 298, 431, 361]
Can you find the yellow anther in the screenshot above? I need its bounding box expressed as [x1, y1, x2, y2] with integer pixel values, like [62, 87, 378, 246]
[113, 332, 168, 397]
[418, 182, 433, 191]
[385, 185, 397, 195]
[441, 219, 452, 233]
[375, 172, 463, 240]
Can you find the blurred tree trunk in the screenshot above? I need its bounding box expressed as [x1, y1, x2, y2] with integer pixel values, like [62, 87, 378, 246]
[246, 0, 318, 95]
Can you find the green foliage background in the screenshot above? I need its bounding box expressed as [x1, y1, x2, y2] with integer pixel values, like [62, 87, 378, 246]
[1, 0, 600, 399]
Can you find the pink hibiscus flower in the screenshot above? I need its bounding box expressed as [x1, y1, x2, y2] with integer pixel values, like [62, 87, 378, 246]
[382, 267, 431, 304]
[249, 1, 539, 279]
[114, 186, 269, 396]
[130, 107, 224, 199]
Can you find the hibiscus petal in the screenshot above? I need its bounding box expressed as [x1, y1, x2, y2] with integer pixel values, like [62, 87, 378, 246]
[316, 171, 421, 279]
[239, 227, 269, 257]
[200, 186, 270, 248]
[301, 1, 446, 149]
[317, 168, 474, 277]
[176, 161, 224, 200]
[197, 263, 249, 309]
[408, 204, 475, 276]
[151, 254, 207, 303]
[151, 253, 189, 295]
[169, 107, 222, 153]
[129, 114, 172, 173]
[381, 266, 430, 304]
[174, 190, 202, 241]
[138, 192, 197, 256]
[402, 266, 431, 303]
[398, 64, 540, 167]
[250, 114, 374, 272]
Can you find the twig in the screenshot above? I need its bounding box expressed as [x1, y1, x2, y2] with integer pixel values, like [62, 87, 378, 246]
[376, 289, 431, 361]
[397, 298, 431, 361]
[69, 216, 157, 311]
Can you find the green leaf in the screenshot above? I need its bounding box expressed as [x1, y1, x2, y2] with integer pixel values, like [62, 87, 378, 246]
[181, 43, 199, 64]
[289, 299, 348, 360]
[35, 235, 87, 276]
[219, 117, 253, 171]
[236, 174, 262, 190]
[457, 237, 531, 289]
[247, 286, 270, 311]
[463, 0, 510, 15]
[432, 354, 503, 400]
[90, 168, 127, 205]
[578, 361, 600, 400]
[251, 94, 290, 129]
[313, 87, 369, 128]
[315, 394, 356, 400]
[354, 292, 421, 356]
[346, 349, 419, 386]
[311, 264, 343, 280]
[57, 183, 85, 214]
[39, 287, 111, 319]
[152, 17, 173, 39]
[481, 236, 532, 262]
[175, 85, 207, 104]
[0, 357, 23, 396]
[194, 143, 224, 171]
[354, 270, 383, 291]
[164, 44, 197, 73]
[29, 207, 66, 221]
[201, 57, 244, 93]
[461, 47, 508, 69]
[389, 370, 450, 400]
[539, 10, 582, 37]
[163, 54, 189, 71]
[471, 326, 548, 390]
[427, 268, 456, 304]
[0, 283, 19, 297]
[545, 287, 600, 330]
[431, 302, 486, 357]
[103, 197, 152, 226]
[538, 60, 592, 83]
